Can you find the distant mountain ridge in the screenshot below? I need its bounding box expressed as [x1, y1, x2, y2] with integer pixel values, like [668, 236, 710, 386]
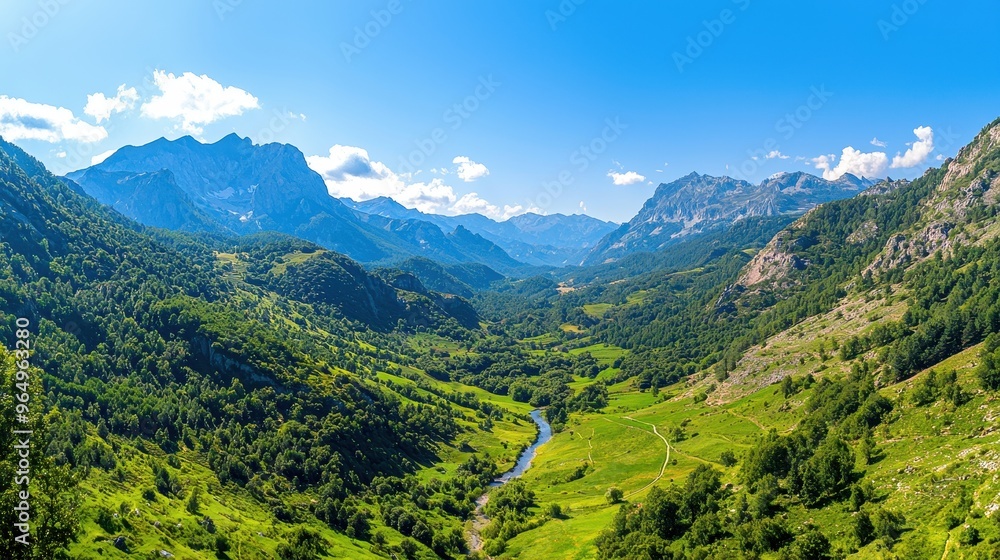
[583, 170, 878, 265]
[341, 196, 618, 267]
[64, 134, 879, 273]
[65, 134, 526, 272]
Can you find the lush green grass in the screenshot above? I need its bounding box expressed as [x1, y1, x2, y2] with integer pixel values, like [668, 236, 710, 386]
[269, 249, 328, 275]
[408, 332, 471, 356]
[581, 303, 613, 319]
[579, 292, 649, 321]
[624, 289, 651, 306]
[568, 343, 625, 366]
[503, 377, 773, 559]
[522, 332, 560, 346]
[501, 341, 1000, 559]
[560, 323, 585, 334]
[393, 365, 535, 416]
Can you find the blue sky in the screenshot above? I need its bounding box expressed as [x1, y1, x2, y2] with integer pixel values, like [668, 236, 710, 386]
[1, 0, 997, 222]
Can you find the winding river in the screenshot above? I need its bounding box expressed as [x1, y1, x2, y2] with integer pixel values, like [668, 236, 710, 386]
[468, 409, 552, 554]
[492, 409, 553, 485]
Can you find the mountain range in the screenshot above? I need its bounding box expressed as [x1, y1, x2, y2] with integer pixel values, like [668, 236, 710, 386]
[583, 170, 878, 265]
[65, 135, 528, 273]
[341, 196, 618, 267]
[64, 134, 888, 276]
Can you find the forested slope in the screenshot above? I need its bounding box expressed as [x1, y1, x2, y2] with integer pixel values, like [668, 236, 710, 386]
[0, 137, 528, 559]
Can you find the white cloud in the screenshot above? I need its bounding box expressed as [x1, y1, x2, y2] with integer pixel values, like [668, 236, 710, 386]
[608, 170, 646, 186]
[452, 156, 490, 182]
[452, 192, 531, 220]
[814, 127, 935, 180]
[307, 145, 526, 220]
[55, 151, 66, 158]
[766, 150, 790, 160]
[84, 84, 139, 124]
[811, 154, 837, 178]
[890, 126, 934, 169]
[871, 137, 888, 148]
[579, 200, 587, 212]
[0, 95, 107, 143]
[91, 149, 116, 166]
[140, 70, 259, 135]
[812, 147, 889, 180]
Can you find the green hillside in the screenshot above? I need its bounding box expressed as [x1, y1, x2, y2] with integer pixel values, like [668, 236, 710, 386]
[458, 118, 1000, 559]
[0, 137, 532, 559]
[4, 117, 1000, 560]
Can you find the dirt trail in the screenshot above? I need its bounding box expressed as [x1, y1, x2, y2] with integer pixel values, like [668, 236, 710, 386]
[587, 428, 595, 463]
[577, 429, 595, 463]
[622, 417, 671, 498]
[940, 531, 952, 560]
[724, 408, 768, 431]
[601, 416, 672, 499]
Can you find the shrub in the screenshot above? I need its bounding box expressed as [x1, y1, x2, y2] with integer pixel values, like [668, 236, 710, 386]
[95, 506, 120, 533]
[547, 503, 563, 518]
[186, 486, 202, 515]
[720, 450, 738, 467]
[605, 487, 624, 505]
[959, 525, 980, 546]
[215, 534, 231, 553]
[792, 529, 831, 559]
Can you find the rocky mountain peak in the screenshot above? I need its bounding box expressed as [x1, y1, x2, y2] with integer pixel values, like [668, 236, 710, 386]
[584, 171, 875, 264]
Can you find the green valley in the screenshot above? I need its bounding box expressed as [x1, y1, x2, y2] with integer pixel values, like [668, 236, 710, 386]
[5, 105, 1000, 560]
[6, 4, 1000, 559]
